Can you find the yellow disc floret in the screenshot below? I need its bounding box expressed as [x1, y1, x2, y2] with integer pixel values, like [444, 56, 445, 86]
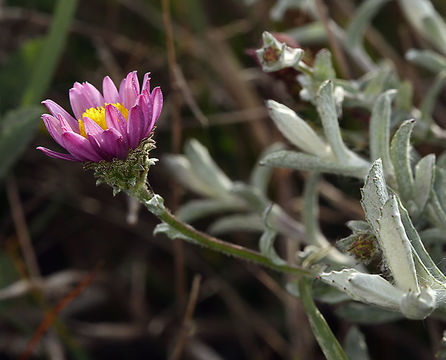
[78, 103, 129, 138]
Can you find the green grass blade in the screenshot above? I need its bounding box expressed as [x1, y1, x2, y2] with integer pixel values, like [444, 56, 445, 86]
[21, 0, 78, 106]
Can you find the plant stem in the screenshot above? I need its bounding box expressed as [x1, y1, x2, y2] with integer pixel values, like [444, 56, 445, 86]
[133, 187, 313, 277]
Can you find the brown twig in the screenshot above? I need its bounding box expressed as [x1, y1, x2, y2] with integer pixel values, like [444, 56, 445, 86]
[315, 0, 352, 79]
[161, 0, 186, 312]
[18, 262, 102, 360]
[6, 176, 41, 280]
[169, 274, 202, 360]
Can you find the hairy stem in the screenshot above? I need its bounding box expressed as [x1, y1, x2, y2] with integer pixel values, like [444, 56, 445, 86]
[133, 186, 313, 277]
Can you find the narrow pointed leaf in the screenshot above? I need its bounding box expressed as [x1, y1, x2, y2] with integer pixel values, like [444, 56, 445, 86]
[413, 154, 435, 211]
[378, 195, 419, 292]
[185, 139, 233, 194]
[260, 150, 369, 178]
[208, 214, 264, 235]
[316, 81, 354, 162]
[369, 90, 395, 175]
[259, 228, 286, 266]
[420, 71, 446, 125]
[345, 326, 371, 360]
[390, 119, 416, 203]
[298, 278, 349, 360]
[361, 159, 389, 234]
[250, 142, 285, 194]
[176, 199, 247, 223]
[405, 49, 446, 73]
[346, 0, 390, 49]
[313, 49, 336, 80]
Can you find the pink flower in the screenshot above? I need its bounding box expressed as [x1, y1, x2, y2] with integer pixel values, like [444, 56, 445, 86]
[37, 71, 163, 162]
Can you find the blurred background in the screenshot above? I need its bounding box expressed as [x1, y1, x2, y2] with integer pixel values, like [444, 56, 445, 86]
[1, 0, 445, 359]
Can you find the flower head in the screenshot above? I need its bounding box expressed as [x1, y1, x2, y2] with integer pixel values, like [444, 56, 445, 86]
[38, 71, 163, 162]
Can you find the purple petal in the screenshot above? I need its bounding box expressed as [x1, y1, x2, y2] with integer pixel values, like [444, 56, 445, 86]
[83, 117, 104, 137]
[103, 76, 120, 104]
[149, 86, 163, 128]
[69, 87, 90, 119]
[82, 82, 105, 108]
[42, 100, 78, 132]
[141, 72, 151, 93]
[100, 128, 128, 160]
[41, 114, 64, 147]
[105, 104, 128, 142]
[56, 114, 76, 133]
[120, 71, 140, 109]
[37, 146, 80, 161]
[61, 132, 102, 162]
[69, 82, 105, 119]
[83, 117, 113, 160]
[137, 91, 154, 138]
[127, 104, 144, 148]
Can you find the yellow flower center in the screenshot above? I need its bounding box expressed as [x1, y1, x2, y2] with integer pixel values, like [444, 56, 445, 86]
[78, 103, 129, 138]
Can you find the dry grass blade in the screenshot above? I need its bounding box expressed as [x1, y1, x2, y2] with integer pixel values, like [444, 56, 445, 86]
[169, 274, 202, 360]
[18, 262, 102, 360]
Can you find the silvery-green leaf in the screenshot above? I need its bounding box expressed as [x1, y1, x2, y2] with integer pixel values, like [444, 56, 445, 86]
[208, 213, 264, 235]
[250, 142, 285, 194]
[399, 287, 436, 319]
[303, 173, 353, 265]
[434, 167, 446, 209]
[302, 172, 324, 246]
[345, 326, 370, 360]
[405, 49, 446, 73]
[420, 71, 446, 125]
[369, 90, 396, 176]
[396, 80, 413, 112]
[267, 100, 332, 158]
[313, 49, 336, 80]
[361, 159, 389, 234]
[362, 64, 393, 104]
[312, 282, 351, 304]
[378, 195, 419, 292]
[390, 119, 416, 203]
[427, 192, 446, 230]
[319, 269, 402, 310]
[413, 154, 435, 212]
[336, 303, 403, 324]
[231, 182, 269, 212]
[144, 194, 166, 217]
[176, 199, 247, 223]
[286, 22, 326, 45]
[185, 139, 233, 195]
[163, 155, 219, 198]
[397, 198, 446, 283]
[270, 0, 305, 21]
[346, 220, 371, 234]
[346, 0, 390, 49]
[264, 204, 305, 242]
[154, 223, 196, 243]
[256, 31, 305, 72]
[398, 0, 446, 54]
[259, 228, 286, 266]
[286, 281, 351, 303]
[260, 150, 369, 178]
[316, 81, 358, 162]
